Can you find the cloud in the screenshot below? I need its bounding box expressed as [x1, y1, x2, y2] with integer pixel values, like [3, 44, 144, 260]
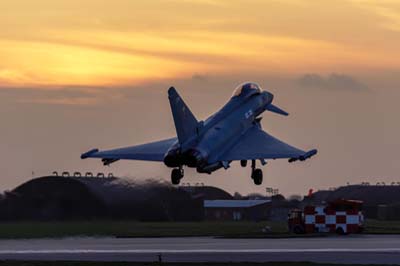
[0, 87, 105, 105]
[191, 74, 208, 82]
[0, 27, 367, 88]
[0, 75, 213, 106]
[297, 73, 368, 91]
[351, 0, 400, 32]
[0, 72, 370, 107]
[2, 0, 400, 89]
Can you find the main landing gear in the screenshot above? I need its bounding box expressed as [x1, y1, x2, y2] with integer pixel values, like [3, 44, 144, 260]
[171, 167, 184, 185]
[250, 159, 263, 185]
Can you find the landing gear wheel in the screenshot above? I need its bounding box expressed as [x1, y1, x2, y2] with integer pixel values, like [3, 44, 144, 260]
[240, 160, 247, 167]
[171, 168, 183, 185]
[293, 225, 305, 234]
[252, 168, 263, 185]
[336, 227, 346, 235]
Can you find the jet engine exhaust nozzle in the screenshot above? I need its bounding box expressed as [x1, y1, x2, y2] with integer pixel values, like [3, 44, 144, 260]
[185, 149, 207, 168]
[163, 148, 182, 167]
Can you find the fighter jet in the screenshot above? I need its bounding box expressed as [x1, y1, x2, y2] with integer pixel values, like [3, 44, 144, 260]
[81, 82, 317, 185]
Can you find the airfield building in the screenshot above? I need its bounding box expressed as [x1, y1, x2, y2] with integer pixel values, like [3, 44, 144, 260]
[203, 200, 271, 221]
[2, 176, 400, 221]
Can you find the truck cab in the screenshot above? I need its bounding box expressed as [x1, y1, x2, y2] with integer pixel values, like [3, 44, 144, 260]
[288, 209, 305, 234]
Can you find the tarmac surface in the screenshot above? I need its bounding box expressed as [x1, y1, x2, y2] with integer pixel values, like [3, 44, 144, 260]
[0, 235, 400, 264]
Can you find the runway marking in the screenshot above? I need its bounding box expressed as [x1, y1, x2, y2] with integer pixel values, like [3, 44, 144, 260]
[1, 248, 400, 254]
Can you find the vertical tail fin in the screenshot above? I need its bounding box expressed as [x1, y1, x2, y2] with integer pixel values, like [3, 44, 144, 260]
[168, 87, 198, 145]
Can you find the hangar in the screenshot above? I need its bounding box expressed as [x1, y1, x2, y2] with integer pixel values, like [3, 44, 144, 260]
[0, 175, 203, 221]
[204, 200, 271, 221]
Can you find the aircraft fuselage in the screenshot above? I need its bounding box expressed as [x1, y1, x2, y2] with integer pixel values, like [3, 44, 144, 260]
[163, 90, 273, 173]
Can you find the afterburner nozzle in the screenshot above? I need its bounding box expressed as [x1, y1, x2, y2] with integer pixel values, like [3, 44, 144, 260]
[185, 149, 207, 168]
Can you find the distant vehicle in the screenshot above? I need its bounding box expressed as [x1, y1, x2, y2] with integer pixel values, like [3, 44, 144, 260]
[81, 82, 317, 185]
[288, 199, 364, 235]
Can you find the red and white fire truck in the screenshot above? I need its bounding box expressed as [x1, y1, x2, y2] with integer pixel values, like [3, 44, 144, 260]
[288, 199, 364, 235]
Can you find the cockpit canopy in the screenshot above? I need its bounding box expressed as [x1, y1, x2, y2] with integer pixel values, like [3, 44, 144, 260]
[232, 82, 262, 98]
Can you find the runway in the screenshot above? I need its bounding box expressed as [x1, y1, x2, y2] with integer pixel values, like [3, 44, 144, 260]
[1, 235, 400, 264]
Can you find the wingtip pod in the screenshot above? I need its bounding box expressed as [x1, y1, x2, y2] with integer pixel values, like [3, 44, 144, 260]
[301, 149, 318, 161]
[168, 86, 176, 96]
[81, 148, 99, 159]
[288, 149, 317, 163]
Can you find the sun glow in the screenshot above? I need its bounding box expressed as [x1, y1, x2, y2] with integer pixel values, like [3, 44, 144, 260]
[1, 0, 400, 88]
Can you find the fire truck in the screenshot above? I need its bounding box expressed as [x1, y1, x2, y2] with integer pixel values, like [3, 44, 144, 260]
[288, 199, 364, 235]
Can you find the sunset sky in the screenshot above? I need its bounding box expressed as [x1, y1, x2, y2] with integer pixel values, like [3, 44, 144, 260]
[1, 0, 400, 195]
[1, 0, 400, 88]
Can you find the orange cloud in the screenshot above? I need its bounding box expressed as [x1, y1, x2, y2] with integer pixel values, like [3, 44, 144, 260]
[0, 0, 400, 88]
[351, 0, 400, 31]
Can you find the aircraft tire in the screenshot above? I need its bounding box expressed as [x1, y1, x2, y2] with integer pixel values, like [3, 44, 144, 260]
[252, 168, 263, 185]
[293, 225, 305, 234]
[336, 227, 346, 235]
[171, 169, 182, 185]
[240, 160, 247, 167]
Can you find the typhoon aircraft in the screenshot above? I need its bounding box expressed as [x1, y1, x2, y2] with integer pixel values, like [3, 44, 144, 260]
[81, 82, 317, 185]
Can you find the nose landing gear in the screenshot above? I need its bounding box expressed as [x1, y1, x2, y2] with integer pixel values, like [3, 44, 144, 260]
[171, 167, 184, 185]
[250, 159, 263, 185]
